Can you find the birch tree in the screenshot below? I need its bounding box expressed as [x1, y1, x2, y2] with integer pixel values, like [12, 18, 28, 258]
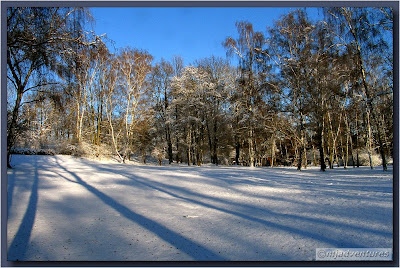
[117, 47, 153, 162]
[325, 7, 393, 170]
[223, 21, 265, 167]
[265, 10, 314, 170]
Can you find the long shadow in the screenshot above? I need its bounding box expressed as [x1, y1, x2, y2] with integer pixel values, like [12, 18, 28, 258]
[8, 157, 39, 261]
[77, 157, 393, 202]
[66, 159, 392, 247]
[78, 162, 372, 247]
[197, 167, 393, 203]
[93, 164, 392, 241]
[54, 158, 225, 261]
[74, 160, 320, 207]
[7, 168, 16, 219]
[118, 173, 382, 248]
[137, 177, 391, 235]
[201, 170, 392, 196]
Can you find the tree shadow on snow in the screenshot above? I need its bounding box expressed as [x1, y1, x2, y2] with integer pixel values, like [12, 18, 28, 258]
[7, 168, 16, 219]
[8, 157, 40, 261]
[116, 171, 391, 248]
[75, 161, 391, 249]
[53, 158, 225, 261]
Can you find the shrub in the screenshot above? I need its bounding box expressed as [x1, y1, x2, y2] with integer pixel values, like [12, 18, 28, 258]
[357, 148, 382, 167]
[58, 143, 83, 156]
[10, 148, 55, 155]
[151, 147, 165, 165]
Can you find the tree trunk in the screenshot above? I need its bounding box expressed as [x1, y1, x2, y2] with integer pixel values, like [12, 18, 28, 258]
[142, 150, 146, 164]
[7, 88, 24, 168]
[167, 139, 173, 164]
[294, 142, 299, 167]
[78, 104, 85, 144]
[318, 125, 326, 172]
[96, 104, 102, 147]
[7, 56, 35, 168]
[187, 127, 191, 166]
[297, 144, 303, 170]
[164, 87, 173, 164]
[212, 141, 218, 166]
[213, 120, 218, 166]
[76, 102, 81, 143]
[355, 112, 360, 167]
[335, 147, 340, 168]
[196, 125, 202, 166]
[166, 125, 173, 164]
[176, 136, 180, 163]
[344, 115, 351, 169]
[109, 122, 123, 162]
[297, 113, 305, 171]
[105, 97, 124, 163]
[340, 136, 347, 169]
[312, 144, 317, 167]
[327, 125, 334, 169]
[365, 111, 374, 169]
[355, 38, 388, 171]
[249, 127, 255, 167]
[317, 112, 326, 171]
[235, 139, 240, 165]
[374, 113, 388, 170]
[206, 122, 214, 164]
[271, 136, 276, 168]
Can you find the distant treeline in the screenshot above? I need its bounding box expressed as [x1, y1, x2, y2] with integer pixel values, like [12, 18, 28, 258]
[7, 7, 393, 171]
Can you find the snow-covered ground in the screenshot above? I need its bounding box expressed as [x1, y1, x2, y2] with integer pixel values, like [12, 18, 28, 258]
[7, 155, 393, 261]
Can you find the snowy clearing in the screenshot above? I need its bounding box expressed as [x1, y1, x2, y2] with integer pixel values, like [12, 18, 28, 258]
[7, 155, 393, 261]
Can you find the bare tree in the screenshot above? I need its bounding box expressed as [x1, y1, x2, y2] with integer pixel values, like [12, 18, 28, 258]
[150, 59, 174, 163]
[7, 7, 93, 167]
[325, 7, 392, 170]
[117, 47, 153, 162]
[103, 55, 124, 161]
[265, 10, 314, 170]
[223, 21, 265, 167]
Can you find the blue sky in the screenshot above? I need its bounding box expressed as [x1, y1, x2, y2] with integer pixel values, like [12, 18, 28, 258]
[90, 7, 321, 66]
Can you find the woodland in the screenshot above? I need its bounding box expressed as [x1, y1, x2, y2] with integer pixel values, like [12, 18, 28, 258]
[6, 7, 394, 171]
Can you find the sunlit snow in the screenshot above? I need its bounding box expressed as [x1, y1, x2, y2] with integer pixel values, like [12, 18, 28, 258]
[7, 155, 393, 261]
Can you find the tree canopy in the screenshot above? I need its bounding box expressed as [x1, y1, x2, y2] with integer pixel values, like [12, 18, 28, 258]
[6, 7, 394, 171]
